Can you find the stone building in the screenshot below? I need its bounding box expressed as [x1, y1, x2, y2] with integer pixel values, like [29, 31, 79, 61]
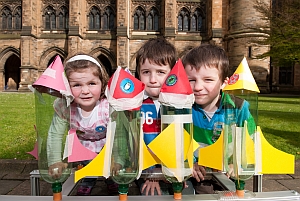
[0, 0, 299, 93]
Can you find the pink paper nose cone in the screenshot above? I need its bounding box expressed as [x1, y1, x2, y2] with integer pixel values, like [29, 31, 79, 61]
[32, 55, 67, 94]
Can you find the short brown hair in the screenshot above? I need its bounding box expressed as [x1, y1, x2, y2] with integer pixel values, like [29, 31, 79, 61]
[64, 53, 109, 100]
[135, 38, 177, 78]
[182, 43, 229, 81]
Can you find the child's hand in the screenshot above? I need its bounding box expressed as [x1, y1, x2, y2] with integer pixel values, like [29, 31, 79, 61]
[141, 179, 161, 196]
[226, 164, 235, 178]
[111, 163, 122, 176]
[222, 77, 230, 87]
[183, 181, 189, 188]
[48, 162, 68, 179]
[193, 163, 206, 182]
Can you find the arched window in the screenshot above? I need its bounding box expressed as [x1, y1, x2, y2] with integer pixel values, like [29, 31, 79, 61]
[178, 7, 205, 32]
[178, 15, 183, 31]
[191, 15, 196, 31]
[44, 6, 56, 30]
[183, 15, 189, 31]
[177, 8, 189, 31]
[133, 7, 145, 30]
[58, 6, 68, 29]
[109, 11, 115, 30]
[192, 8, 203, 31]
[147, 15, 152, 30]
[102, 12, 108, 30]
[88, 6, 100, 30]
[102, 6, 115, 30]
[14, 7, 22, 30]
[1, 7, 12, 29]
[147, 7, 159, 31]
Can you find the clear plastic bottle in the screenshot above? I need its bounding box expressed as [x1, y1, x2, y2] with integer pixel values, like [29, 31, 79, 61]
[160, 105, 193, 199]
[34, 89, 72, 201]
[110, 108, 141, 200]
[223, 89, 258, 196]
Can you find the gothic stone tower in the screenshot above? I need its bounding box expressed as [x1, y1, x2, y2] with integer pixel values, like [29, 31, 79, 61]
[224, 0, 271, 93]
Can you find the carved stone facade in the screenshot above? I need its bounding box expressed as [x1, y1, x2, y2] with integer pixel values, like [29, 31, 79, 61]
[0, 0, 299, 93]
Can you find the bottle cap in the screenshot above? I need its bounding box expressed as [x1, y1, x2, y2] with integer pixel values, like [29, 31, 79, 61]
[119, 193, 128, 201]
[236, 189, 244, 198]
[53, 192, 62, 201]
[173, 192, 182, 200]
[77, 164, 84, 170]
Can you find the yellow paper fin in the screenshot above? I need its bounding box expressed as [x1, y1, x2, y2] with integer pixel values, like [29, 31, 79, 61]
[242, 124, 255, 168]
[258, 127, 295, 174]
[74, 146, 106, 183]
[192, 138, 200, 152]
[142, 141, 160, 170]
[148, 123, 192, 168]
[246, 127, 255, 164]
[198, 131, 223, 171]
[148, 123, 176, 168]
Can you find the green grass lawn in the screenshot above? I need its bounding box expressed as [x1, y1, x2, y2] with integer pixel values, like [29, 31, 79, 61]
[258, 95, 300, 160]
[0, 92, 36, 159]
[0, 92, 299, 160]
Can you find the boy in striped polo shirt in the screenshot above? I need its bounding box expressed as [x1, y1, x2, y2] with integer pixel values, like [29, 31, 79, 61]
[135, 38, 177, 196]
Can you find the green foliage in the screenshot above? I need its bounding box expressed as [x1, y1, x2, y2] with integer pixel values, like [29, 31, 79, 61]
[252, 0, 300, 65]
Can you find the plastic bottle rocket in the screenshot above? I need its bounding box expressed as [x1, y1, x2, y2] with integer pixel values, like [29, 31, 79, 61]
[150, 59, 195, 199]
[29, 55, 74, 201]
[105, 66, 145, 201]
[222, 57, 259, 197]
[197, 57, 295, 199]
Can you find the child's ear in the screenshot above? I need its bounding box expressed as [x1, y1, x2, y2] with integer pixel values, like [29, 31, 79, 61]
[221, 77, 229, 89]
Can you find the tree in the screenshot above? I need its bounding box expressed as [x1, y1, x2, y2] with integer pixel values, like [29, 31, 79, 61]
[251, 0, 300, 66]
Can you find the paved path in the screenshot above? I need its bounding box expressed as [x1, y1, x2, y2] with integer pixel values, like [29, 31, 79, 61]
[0, 159, 299, 196]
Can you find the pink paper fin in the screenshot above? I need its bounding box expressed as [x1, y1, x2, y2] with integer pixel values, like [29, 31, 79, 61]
[68, 129, 98, 162]
[27, 141, 38, 160]
[27, 125, 39, 160]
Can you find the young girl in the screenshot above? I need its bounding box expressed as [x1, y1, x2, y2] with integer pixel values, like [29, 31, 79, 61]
[47, 54, 117, 195]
